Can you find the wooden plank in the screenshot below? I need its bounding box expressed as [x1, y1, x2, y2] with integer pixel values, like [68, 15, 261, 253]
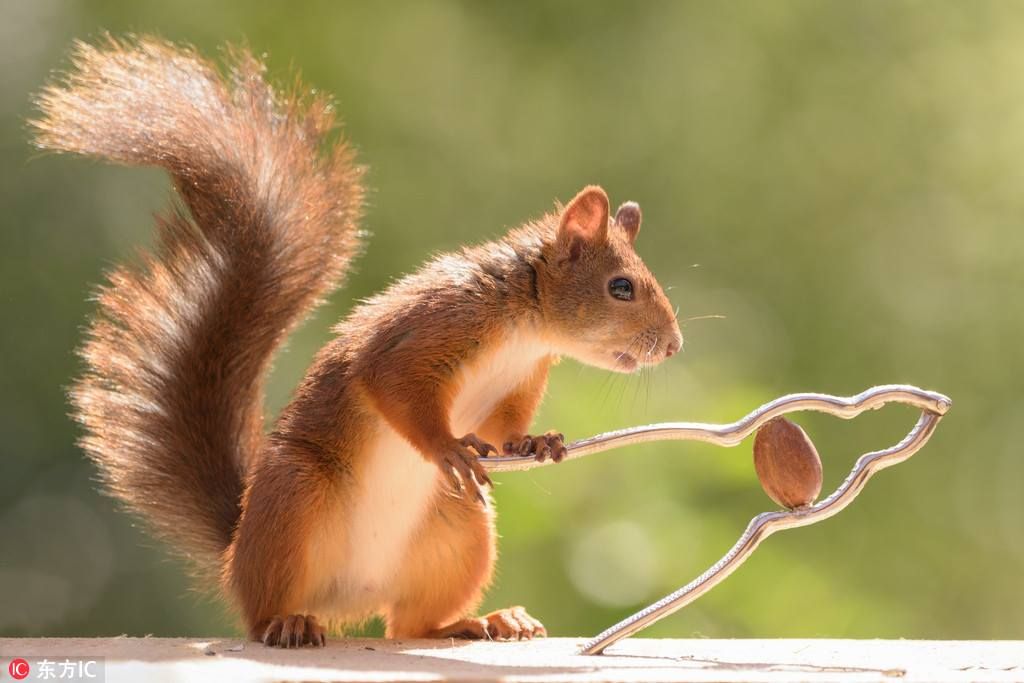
[1, 637, 1021, 682]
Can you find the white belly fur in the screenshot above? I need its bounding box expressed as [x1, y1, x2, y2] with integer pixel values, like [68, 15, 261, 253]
[310, 329, 551, 617]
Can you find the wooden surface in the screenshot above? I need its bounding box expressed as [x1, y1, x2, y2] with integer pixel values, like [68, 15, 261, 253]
[1, 637, 1021, 682]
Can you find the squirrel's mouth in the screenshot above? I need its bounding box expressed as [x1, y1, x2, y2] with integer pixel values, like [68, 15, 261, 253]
[612, 352, 638, 371]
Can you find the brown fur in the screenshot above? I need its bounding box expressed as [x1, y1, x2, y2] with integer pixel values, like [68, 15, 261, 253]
[32, 37, 682, 646]
[30, 35, 364, 567]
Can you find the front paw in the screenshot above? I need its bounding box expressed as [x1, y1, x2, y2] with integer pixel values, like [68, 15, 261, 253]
[439, 434, 496, 505]
[504, 431, 567, 463]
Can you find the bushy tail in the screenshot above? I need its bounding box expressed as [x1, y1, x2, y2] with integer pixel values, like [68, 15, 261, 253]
[31, 36, 364, 570]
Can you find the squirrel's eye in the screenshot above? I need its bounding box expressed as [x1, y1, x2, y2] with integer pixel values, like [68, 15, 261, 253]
[609, 277, 634, 301]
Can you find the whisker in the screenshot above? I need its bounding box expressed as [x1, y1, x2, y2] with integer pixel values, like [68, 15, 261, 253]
[645, 363, 654, 414]
[598, 333, 641, 408]
[596, 367, 619, 407]
[630, 369, 643, 409]
[613, 334, 646, 412]
[682, 314, 726, 324]
[629, 334, 658, 411]
[638, 351, 652, 415]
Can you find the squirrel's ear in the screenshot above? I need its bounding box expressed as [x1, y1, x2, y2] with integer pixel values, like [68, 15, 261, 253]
[615, 201, 641, 244]
[558, 186, 610, 259]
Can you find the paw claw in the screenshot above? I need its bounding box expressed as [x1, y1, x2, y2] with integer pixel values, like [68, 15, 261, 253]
[458, 433, 497, 457]
[433, 607, 544, 641]
[262, 616, 283, 647]
[441, 435, 495, 506]
[503, 431, 567, 463]
[261, 613, 326, 648]
[486, 607, 545, 641]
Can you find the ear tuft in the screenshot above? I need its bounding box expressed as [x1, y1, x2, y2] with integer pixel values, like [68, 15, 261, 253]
[559, 185, 610, 246]
[615, 201, 642, 243]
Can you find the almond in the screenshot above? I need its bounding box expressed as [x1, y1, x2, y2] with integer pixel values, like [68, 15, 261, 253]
[752, 417, 822, 509]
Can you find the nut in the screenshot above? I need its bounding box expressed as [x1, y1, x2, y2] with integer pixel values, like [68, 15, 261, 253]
[752, 417, 822, 509]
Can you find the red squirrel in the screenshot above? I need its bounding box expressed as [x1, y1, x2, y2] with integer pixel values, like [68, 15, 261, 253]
[32, 36, 683, 647]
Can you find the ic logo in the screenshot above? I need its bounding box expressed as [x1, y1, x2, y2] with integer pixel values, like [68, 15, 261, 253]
[8, 658, 30, 680]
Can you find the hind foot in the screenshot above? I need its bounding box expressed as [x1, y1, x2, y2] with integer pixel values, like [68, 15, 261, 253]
[432, 606, 546, 641]
[261, 614, 326, 648]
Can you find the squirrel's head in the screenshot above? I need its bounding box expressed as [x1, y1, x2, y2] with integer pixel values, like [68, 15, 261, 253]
[539, 185, 683, 373]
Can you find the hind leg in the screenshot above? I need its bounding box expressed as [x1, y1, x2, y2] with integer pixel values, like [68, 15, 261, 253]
[384, 490, 546, 640]
[224, 446, 338, 647]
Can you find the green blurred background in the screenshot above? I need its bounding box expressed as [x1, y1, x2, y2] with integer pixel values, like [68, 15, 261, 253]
[2, 0, 1021, 640]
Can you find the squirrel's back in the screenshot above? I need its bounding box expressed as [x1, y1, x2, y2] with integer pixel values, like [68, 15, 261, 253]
[31, 36, 365, 570]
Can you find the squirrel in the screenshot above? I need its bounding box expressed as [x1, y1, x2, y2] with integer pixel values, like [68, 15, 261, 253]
[31, 36, 683, 648]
